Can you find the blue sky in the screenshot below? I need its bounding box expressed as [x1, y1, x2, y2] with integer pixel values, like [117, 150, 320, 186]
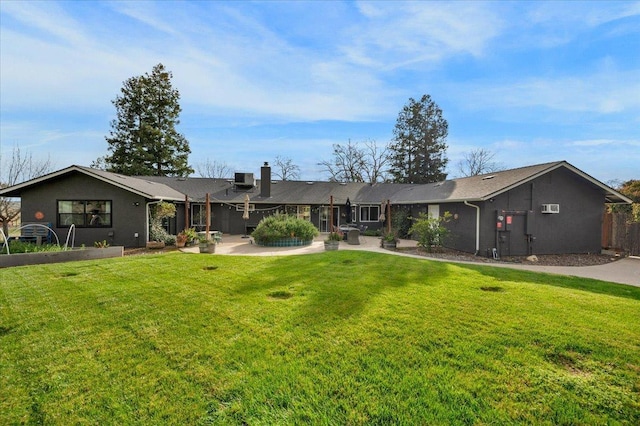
[1, 1, 638, 183]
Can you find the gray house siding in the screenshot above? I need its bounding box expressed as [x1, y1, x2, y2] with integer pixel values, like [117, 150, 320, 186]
[440, 202, 479, 254]
[176, 203, 274, 235]
[476, 168, 603, 256]
[19, 173, 148, 248]
[528, 167, 603, 254]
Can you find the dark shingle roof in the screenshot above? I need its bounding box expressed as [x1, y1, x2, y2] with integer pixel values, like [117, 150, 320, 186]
[391, 161, 566, 203]
[1, 161, 630, 204]
[0, 165, 185, 200]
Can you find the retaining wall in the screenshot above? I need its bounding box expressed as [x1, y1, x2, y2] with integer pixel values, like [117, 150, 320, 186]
[0, 246, 124, 268]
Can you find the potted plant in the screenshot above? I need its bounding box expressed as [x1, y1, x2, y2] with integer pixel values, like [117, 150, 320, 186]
[179, 228, 198, 247]
[176, 231, 187, 248]
[324, 231, 341, 251]
[198, 235, 216, 254]
[381, 229, 399, 250]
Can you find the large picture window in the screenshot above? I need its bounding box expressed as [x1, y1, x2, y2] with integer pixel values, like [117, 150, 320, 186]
[359, 205, 380, 222]
[191, 204, 213, 231]
[285, 205, 311, 221]
[58, 200, 112, 227]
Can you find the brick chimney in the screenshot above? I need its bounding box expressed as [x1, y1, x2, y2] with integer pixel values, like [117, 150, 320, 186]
[260, 162, 271, 198]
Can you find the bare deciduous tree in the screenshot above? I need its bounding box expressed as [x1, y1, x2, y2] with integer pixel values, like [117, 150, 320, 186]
[196, 158, 232, 178]
[319, 140, 364, 182]
[0, 146, 53, 236]
[362, 140, 391, 183]
[272, 156, 300, 181]
[457, 148, 503, 177]
[319, 139, 390, 183]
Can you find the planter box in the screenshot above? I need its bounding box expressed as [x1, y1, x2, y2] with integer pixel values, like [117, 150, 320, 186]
[0, 246, 124, 268]
[382, 241, 397, 250]
[324, 241, 340, 251]
[199, 243, 216, 253]
[146, 241, 165, 249]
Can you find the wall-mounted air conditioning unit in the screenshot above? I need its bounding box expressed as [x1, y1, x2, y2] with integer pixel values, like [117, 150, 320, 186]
[541, 204, 560, 214]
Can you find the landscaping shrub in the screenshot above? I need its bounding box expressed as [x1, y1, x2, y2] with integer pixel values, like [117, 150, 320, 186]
[409, 211, 452, 251]
[392, 206, 412, 238]
[149, 201, 176, 244]
[251, 213, 319, 244]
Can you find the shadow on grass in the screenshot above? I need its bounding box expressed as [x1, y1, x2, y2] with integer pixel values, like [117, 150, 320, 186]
[233, 251, 451, 325]
[454, 263, 640, 301]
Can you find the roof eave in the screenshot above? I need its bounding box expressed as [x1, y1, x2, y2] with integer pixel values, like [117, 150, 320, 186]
[392, 198, 484, 205]
[0, 165, 185, 201]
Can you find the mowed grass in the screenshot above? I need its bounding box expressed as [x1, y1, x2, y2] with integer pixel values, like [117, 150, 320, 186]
[1, 251, 639, 425]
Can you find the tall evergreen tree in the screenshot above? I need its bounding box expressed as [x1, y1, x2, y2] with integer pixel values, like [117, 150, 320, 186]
[389, 94, 448, 183]
[104, 63, 193, 176]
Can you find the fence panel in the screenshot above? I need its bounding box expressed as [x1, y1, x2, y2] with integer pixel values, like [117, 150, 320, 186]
[627, 222, 640, 256]
[603, 212, 640, 255]
[602, 212, 613, 248]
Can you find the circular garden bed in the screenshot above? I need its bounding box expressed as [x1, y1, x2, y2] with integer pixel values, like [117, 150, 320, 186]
[255, 237, 313, 247]
[251, 213, 319, 248]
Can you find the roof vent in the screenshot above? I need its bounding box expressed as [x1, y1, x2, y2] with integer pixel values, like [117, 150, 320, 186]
[306, 181, 314, 185]
[482, 175, 495, 180]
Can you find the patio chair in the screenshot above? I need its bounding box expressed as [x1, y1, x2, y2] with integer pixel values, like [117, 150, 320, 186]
[347, 229, 360, 245]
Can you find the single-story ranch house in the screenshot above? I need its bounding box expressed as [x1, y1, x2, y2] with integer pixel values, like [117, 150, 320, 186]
[0, 161, 631, 256]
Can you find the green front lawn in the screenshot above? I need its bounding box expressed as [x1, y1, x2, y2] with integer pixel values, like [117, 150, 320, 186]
[1, 252, 639, 424]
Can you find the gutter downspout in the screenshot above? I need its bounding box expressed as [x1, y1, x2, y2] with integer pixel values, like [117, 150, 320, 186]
[146, 200, 163, 243]
[464, 201, 480, 255]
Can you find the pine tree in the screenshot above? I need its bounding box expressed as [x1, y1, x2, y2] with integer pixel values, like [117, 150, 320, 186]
[389, 94, 448, 183]
[104, 64, 193, 176]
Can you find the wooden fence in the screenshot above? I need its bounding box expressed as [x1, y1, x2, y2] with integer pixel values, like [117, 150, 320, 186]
[602, 212, 640, 256]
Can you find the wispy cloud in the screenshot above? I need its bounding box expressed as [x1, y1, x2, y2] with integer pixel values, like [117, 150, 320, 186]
[110, 2, 180, 36]
[456, 67, 640, 115]
[1, 1, 89, 47]
[571, 138, 640, 147]
[512, 1, 640, 48]
[348, 1, 503, 70]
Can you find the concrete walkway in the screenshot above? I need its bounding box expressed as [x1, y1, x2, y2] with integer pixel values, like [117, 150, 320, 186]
[182, 234, 640, 288]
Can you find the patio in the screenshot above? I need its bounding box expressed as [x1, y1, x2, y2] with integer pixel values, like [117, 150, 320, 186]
[180, 233, 417, 256]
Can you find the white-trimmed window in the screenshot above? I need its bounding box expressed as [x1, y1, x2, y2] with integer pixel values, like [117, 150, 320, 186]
[285, 205, 311, 221]
[58, 200, 112, 227]
[191, 204, 213, 230]
[359, 205, 380, 222]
